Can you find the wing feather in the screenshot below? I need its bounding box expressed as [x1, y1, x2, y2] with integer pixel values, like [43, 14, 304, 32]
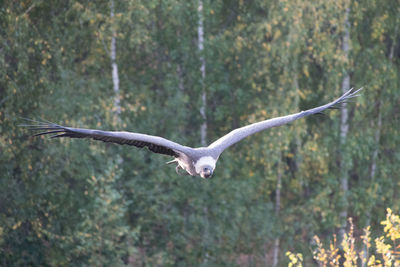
[25, 122, 191, 157]
[209, 88, 363, 153]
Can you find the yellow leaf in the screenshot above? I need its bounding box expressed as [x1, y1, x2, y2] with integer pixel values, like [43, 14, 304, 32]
[303, 66, 309, 78]
[273, 29, 281, 39]
[298, 89, 306, 100]
[12, 221, 22, 230]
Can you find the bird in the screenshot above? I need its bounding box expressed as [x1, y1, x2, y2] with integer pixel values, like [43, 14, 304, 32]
[23, 88, 362, 179]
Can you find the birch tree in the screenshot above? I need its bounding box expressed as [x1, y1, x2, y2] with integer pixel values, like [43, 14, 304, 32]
[110, 0, 121, 121]
[197, 0, 210, 263]
[272, 157, 282, 267]
[198, 0, 207, 146]
[338, 4, 351, 243]
[361, 12, 399, 265]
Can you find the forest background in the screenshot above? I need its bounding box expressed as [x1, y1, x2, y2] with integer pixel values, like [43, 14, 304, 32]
[1, 0, 399, 266]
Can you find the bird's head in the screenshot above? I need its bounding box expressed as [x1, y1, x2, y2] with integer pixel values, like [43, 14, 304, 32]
[194, 156, 217, 179]
[200, 165, 213, 179]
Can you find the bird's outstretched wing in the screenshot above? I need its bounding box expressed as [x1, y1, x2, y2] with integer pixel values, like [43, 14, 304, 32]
[23, 120, 192, 157]
[208, 88, 363, 153]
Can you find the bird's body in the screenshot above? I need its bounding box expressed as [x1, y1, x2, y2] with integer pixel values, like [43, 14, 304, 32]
[24, 88, 362, 179]
[172, 149, 218, 178]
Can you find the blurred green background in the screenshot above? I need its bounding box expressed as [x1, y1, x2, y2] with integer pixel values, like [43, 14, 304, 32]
[1, 0, 399, 265]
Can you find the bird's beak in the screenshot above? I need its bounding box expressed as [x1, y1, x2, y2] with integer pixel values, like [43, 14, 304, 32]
[201, 170, 213, 179]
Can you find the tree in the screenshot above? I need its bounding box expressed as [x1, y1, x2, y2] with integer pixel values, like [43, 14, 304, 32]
[338, 2, 351, 245]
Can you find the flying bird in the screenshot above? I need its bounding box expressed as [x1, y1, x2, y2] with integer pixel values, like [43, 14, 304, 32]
[24, 88, 362, 179]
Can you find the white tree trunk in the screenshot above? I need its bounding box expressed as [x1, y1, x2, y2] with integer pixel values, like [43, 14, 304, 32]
[338, 6, 350, 243]
[361, 19, 398, 267]
[272, 159, 282, 267]
[361, 101, 382, 266]
[198, 0, 207, 146]
[198, 0, 209, 263]
[293, 75, 302, 175]
[110, 0, 121, 119]
[110, 1, 123, 183]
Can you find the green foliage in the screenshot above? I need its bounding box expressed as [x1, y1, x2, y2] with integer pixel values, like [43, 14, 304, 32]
[1, 0, 399, 265]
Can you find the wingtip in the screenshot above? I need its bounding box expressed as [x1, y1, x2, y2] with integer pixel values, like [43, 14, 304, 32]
[19, 117, 60, 127]
[341, 87, 363, 100]
[353, 87, 364, 94]
[33, 130, 65, 137]
[347, 87, 364, 98]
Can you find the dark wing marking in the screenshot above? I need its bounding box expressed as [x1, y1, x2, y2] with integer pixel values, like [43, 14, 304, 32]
[208, 88, 363, 154]
[24, 121, 191, 157]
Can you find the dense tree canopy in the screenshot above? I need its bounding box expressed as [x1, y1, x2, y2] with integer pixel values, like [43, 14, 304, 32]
[1, 0, 399, 265]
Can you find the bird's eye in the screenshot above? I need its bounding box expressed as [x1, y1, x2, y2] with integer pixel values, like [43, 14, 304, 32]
[203, 167, 209, 172]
